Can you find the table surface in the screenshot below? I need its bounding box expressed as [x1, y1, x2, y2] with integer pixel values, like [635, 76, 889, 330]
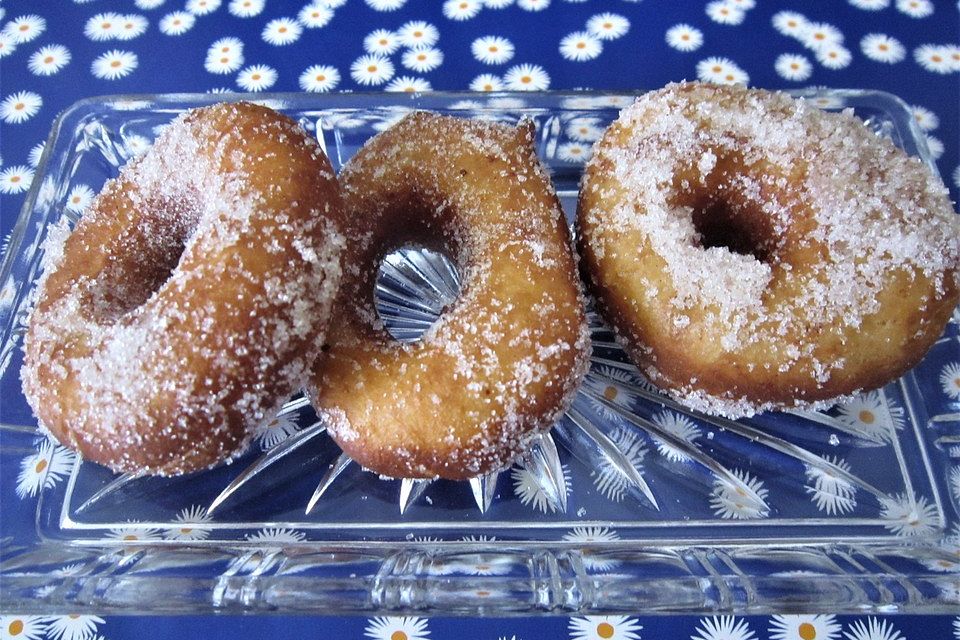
[1, 0, 958, 637]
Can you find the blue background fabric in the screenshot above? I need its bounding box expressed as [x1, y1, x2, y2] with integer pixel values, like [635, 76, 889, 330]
[1, 0, 958, 637]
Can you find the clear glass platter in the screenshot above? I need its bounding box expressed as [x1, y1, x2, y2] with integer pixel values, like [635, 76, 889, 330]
[1, 90, 958, 615]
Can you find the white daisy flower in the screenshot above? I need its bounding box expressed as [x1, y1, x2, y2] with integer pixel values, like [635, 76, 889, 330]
[706, 1, 745, 25]
[562, 526, 621, 571]
[236, 64, 277, 91]
[263, 18, 302, 45]
[91, 50, 138, 80]
[45, 615, 105, 640]
[769, 614, 841, 640]
[941, 362, 960, 399]
[696, 56, 749, 85]
[432, 552, 513, 576]
[565, 116, 604, 141]
[692, 616, 757, 640]
[666, 23, 703, 51]
[0, 32, 17, 58]
[385, 76, 432, 92]
[205, 37, 244, 73]
[320, 0, 348, 7]
[775, 53, 813, 81]
[923, 541, 960, 573]
[159, 11, 195, 35]
[123, 134, 152, 157]
[1, 91, 42, 123]
[245, 527, 306, 548]
[84, 12, 122, 41]
[726, 0, 756, 8]
[299, 64, 340, 92]
[470, 73, 503, 91]
[365, 0, 407, 10]
[229, 0, 264, 17]
[849, 0, 890, 8]
[65, 185, 95, 213]
[364, 617, 429, 640]
[911, 104, 939, 131]
[880, 492, 939, 536]
[710, 468, 769, 519]
[556, 142, 592, 163]
[299, 4, 332, 27]
[586, 13, 629, 40]
[28, 44, 71, 76]
[510, 460, 571, 513]
[843, 617, 905, 640]
[861, 33, 905, 63]
[590, 427, 646, 501]
[651, 410, 701, 462]
[186, 0, 221, 15]
[443, 0, 482, 20]
[771, 10, 808, 38]
[801, 22, 844, 51]
[914, 44, 958, 73]
[896, 0, 934, 17]
[106, 522, 163, 545]
[28, 142, 45, 167]
[16, 438, 75, 498]
[364, 29, 399, 54]
[401, 47, 443, 73]
[568, 615, 642, 640]
[135, 0, 166, 8]
[397, 21, 439, 48]
[817, 44, 852, 69]
[253, 412, 300, 450]
[583, 366, 640, 419]
[835, 391, 904, 443]
[116, 14, 149, 41]
[0, 616, 47, 640]
[560, 32, 602, 61]
[805, 455, 857, 515]
[4, 14, 46, 44]
[484, 0, 513, 6]
[950, 466, 960, 503]
[504, 63, 549, 90]
[0, 165, 34, 194]
[472, 36, 514, 64]
[164, 504, 213, 540]
[926, 135, 944, 159]
[517, 0, 550, 10]
[351, 54, 394, 85]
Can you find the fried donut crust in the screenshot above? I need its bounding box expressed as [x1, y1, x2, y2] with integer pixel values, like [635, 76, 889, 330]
[22, 102, 346, 475]
[310, 112, 590, 480]
[577, 82, 960, 418]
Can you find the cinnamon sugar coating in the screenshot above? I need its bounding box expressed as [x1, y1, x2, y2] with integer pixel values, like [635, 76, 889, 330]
[578, 82, 960, 418]
[310, 112, 590, 480]
[22, 102, 346, 475]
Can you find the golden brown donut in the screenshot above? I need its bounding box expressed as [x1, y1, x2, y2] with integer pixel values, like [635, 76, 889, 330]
[21, 102, 346, 475]
[310, 112, 590, 480]
[578, 82, 960, 418]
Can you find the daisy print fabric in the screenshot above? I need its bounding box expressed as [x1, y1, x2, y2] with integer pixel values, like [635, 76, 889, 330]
[0, 1, 959, 638]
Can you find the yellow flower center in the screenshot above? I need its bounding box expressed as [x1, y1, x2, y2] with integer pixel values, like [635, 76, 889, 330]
[576, 42, 585, 49]
[35, 458, 48, 473]
[390, 632, 407, 640]
[521, 75, 531, 83]
[858, 410, 875, 424]
[111, 60, 121, 68]
[220, 57, 229, 63]
[14, 102, 24, 110]
[931, 54, 943, 62]
[597, 622, 615, 638]
[8, 619, 24, 635]
[180, 527, 193, 534]
[123, 534, 139, 541]
[603, 386, 617, 401]
[10, 176, 21, 183]
[252, 74, 261, 80]
[367, 65, 377, 72]
[19, 24, 29, 32]
[316, 75, 326, 81]
[278, 26, 287, 33]
[44, 56, 54, 63]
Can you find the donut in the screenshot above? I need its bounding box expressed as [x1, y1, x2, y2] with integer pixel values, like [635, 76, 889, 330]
[577, 82, 960, 418]
[310, 112, 590, 480]
[21, 102, 346, 475]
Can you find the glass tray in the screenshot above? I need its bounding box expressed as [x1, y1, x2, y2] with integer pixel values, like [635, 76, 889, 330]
[1, 90, 958, 615]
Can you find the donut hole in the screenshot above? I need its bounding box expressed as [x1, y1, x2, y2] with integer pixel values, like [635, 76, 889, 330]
[374, 244, 462, 342]
[690, 198, 775, 263]
[87, 211, 197, 323]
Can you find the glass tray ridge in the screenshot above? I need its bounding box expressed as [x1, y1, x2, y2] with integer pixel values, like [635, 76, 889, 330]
[1, 89, 958, 615]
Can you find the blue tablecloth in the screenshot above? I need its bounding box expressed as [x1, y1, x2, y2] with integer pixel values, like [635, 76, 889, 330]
[1, 0, 958, 637]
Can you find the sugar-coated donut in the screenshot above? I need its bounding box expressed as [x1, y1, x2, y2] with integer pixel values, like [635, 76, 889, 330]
[22, 102, 346, 475]
[310, 112, 590, 480]
[578, 82, 960, 418]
